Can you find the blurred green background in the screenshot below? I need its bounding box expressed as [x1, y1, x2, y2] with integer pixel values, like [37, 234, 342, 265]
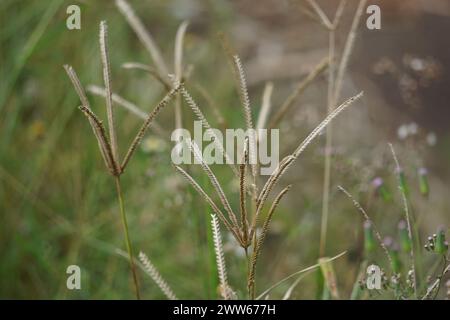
[1, 0, 449, 299]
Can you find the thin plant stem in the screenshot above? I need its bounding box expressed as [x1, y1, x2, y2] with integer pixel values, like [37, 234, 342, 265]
[248, 185, 291, 299]
[114, 176, 140, 299]
[256, 251, 347, 300]
[389, 143, 417, 298]
[431, 256, 448, 299]
[333, 0, 368, 103]
[318, 0, 364, 257]
[338, 186, 394, 270]
[319, 27, 336, 257]
[268, 57, 328, 129]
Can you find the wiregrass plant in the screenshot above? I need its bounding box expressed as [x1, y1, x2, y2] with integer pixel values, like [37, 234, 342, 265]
[172, 45, 363, 298]
[64, 0, 366, 300]
[64, 21, 180, 299]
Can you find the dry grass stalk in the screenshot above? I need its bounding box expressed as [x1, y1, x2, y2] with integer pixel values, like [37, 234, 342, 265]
[256, 82, 274, 134]
[233, 55, 254, 133]
[332, 0, 348, 28]
[248, 185, 292, 299]
[320, 43, 335, 256]
[79, 105, 118, 175]
[188, 140, 241, 232]
[239, 139, 250, 247]
[305, 0, 355, 257]
[121, 86, 180, 172]
[333, 0, 368, 103]
[86, 84, 166, 136]
[337, 185, 394, 269]
[272, 92, 363, 187]
[233, 55, 257, 184]
[256, 251, 347, 300]
[174, 21, 189, 83]
[422, 264, 450, 300]
[282, 273, 307, 300]
[99, 21, 120, 170]
[173, 41, 362, 299]
[121, 62, 171, 90]
[304, 0, 364, 257]
[174, 80, 238, 175]
[251, 155, 294, 240]
[115, 0, 168, 77]
[389, 143, 417, 297]
[320, 8, 338, 256]
[210, 214, 233, 300]
[306, 0, 333, 29]
[64, 65, 119, 176]
[87, 84, 146, 120]
[174, 166, 242, 242]
[138, 251, 178, 300]
[268, 56, 329, 129]
[64, 21, 181, 299]
[249, 92, 362, 242]
[173, 21, 189, 148]
[193, 83, 227, 129]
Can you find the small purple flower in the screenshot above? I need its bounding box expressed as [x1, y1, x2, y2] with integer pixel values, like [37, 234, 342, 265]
[398, 220, 407, 230]
[395, 166, 404, 175]
[364, 220, 372, 229]
[418, 167, 428, 176]
[372, 177, 384, 189]
[383, 236, 393, 248]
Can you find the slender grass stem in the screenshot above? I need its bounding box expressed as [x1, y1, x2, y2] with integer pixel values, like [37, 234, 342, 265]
[114, 176, 140, 299]
[389, 143, 417, 298]
[431, 256, 448, 299]
[319, 28, 336, 257]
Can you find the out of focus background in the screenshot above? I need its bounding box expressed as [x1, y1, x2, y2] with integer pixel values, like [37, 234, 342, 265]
[0, 0, 449, 299]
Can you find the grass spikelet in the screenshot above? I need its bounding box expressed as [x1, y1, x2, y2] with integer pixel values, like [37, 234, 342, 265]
[174, 165, 242, 242]
[210, 214, 232, 300]
[291, 92, 363, 160]
[232, 55, 257, 181]
[121, 86, 181, 171]
[138, 251, 178, 300]
[173, 80, 238, 175]
[248, 185, 291, 299]
[193, 83, 227, 129]
[77, 105, 118, 175]
[187, 140, 240, 232]
[99, 21, 119, 170]
[233, 55, 253, 131]
[239, 138, 250, 246]
[255, 92, 363, 218]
